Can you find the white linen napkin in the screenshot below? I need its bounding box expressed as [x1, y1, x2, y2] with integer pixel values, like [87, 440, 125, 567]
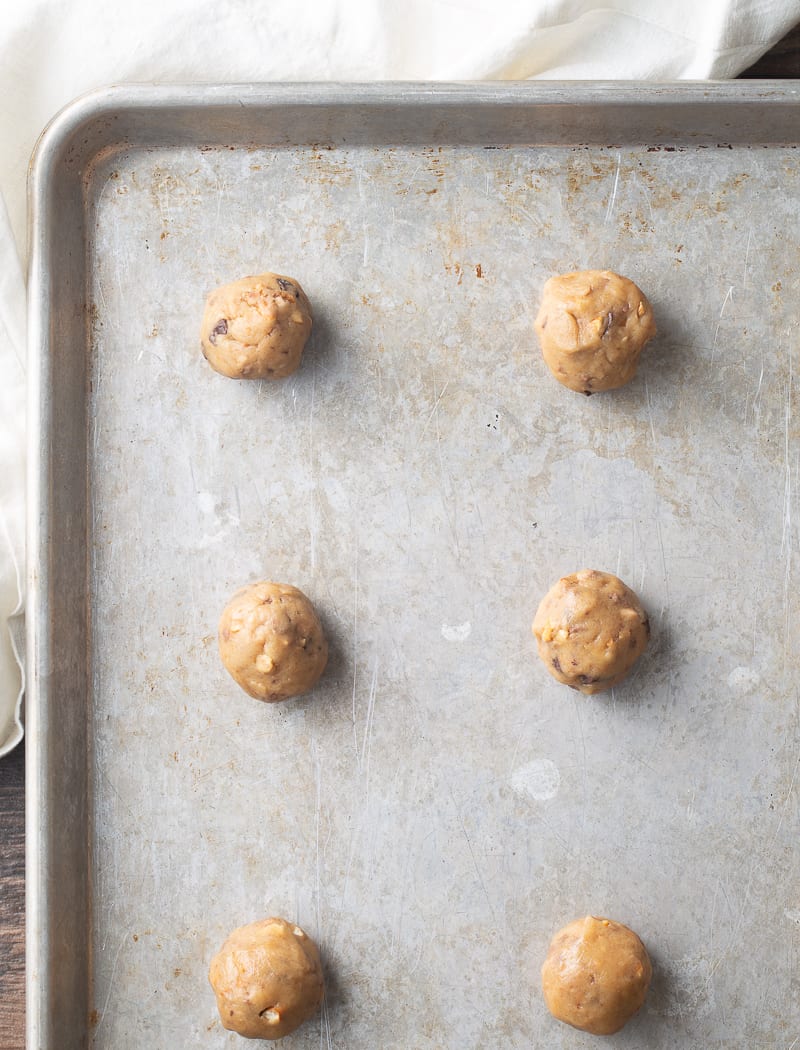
[0, 192, 25, 756]
[1, 0, 798, 754]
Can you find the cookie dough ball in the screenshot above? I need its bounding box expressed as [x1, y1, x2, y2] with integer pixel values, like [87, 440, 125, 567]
[219, 582, 328, 702]
[534, 270, 656, 393]
[542, 916, 652, 1035]
[200, 273, 313, 379]
[532, 569, 649, 694]
[209, 917, 324, 1040]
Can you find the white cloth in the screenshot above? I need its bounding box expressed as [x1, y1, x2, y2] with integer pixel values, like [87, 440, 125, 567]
[0, 191, 25, 757]
[0, 0, 797, 755]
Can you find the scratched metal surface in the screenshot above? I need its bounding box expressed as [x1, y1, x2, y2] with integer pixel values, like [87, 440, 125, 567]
[84, 130, 800, 1047]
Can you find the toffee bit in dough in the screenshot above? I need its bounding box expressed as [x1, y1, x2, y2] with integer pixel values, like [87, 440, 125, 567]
[218, 581, 328, 702]
[541, 916, 652, 1035]
[532, 570, 649, 694]
[534, 269, 656, 393]
[200, 272, 313, 379]
[209, 917, 324, 1040]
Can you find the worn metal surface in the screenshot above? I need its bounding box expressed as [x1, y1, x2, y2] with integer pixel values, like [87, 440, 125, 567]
[29, 85, 800, 1049]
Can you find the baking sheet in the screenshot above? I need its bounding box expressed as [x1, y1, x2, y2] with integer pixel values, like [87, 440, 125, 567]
[29, 84, 800, 1049]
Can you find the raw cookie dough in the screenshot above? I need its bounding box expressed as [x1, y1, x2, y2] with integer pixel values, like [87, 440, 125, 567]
[200, 273, 313, 379]
[219, 582, 328, 702]
[541, 916, 652, 1035]
[209, 917, 324, 1040]
[534, 270, 656, 393]
[532, 569, 649, 694]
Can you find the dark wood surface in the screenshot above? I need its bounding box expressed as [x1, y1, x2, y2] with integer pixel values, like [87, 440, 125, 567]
[0, 742, 25, 1049]
[1, 27, 798, 1050]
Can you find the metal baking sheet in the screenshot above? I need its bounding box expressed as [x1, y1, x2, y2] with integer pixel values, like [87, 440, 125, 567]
[28, 83, 800, 1049]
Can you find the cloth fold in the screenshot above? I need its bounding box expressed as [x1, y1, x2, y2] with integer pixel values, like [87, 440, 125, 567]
[1, 0, 798, 754]
[0, 191, 25, 757]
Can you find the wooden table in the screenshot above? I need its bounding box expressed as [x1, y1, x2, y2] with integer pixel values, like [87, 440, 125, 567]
[0, 742, 24, 1044]
[1, 33, 798, 1048]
